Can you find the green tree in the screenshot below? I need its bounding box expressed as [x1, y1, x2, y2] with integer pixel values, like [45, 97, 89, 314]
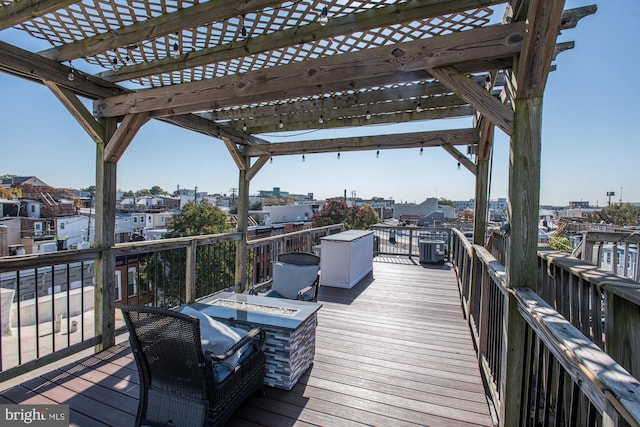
[150, 185, 167, 195]
[588, 203, 640, 226]
[122, 190, 135, 197]
[81, 185, 96, 193]
[438, 198, 456, 207]
[549, 237, 572, 253]
[166, 200, 230, 237]
[143, 201, 233, 307]
[250, 201, 263, 210]
[137, 188, 152, 196]
[312, 200, 380, 230]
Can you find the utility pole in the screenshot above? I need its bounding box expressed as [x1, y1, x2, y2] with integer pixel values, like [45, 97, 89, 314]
[194, 186, 198, 204]
[230, 187, 237, 206]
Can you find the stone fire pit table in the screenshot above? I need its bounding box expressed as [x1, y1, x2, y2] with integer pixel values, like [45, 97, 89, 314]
[192, 292, 322, 390]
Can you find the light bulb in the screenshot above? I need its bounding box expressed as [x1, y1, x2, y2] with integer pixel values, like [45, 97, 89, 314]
[365, 110, 371, 120]
[242, 122, 247, 132]
[172, 42, 180, 58]
[302, 154, 306, 162]
[67, 67, 75, 81]
[419, 147, 423, 156]
[457, 162, 461, 170]
[319, 6, 328, 26]
[376, 150, 380, 158]
[270, 157, 273, 164]
[112, 57, 118, 70]
[416, 102, 423, 113]
[337, 151, 341, 160]
[241, 26, 248, 37]
[319, 115, 324, 124]
[278, 119, 284, 129]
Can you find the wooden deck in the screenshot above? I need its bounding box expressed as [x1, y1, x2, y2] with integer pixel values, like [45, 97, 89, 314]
[0, 259, 494, 426]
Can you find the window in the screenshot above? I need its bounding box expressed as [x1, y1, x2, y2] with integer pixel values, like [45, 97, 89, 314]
[127, 267, 137, 297]
[133, 217, 138, 223]
[60, 222, 65, 230]
[606, 252, 611, 263]
[31, 205, 35, 213]
[114, 270, 122, 302]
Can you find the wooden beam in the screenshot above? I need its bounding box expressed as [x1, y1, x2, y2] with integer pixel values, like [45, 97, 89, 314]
[94, 22, 525, 118]
[0, 0, 76, 30]
[0, 40, 127, 100]
[99, 0, 504, 82]
[245, 105, 476, 134]
[221, 137, 246, 171]
[515, 0, 566, 98]
[559, 5, 597, 30]
[429, 66, 514, 135]
[441, 143, 476, 174]
[244, 128, 478, 157]
[103, 113, 150, 163]
[43, 80, 105, 144]
[240, 94, 468, 130]
[202, 78, 480, 122]
[247, 156, 270, 181]
[158, 114, 268, 146]
[38, 0, 284, 62]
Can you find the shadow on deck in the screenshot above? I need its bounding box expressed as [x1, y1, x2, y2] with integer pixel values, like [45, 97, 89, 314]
[0, 259, 494, 427]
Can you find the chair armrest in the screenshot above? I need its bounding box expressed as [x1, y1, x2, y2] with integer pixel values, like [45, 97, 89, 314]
[208, 328, 264, 363]
[249, 279, 273, 295]
[296, 274, 320, 301]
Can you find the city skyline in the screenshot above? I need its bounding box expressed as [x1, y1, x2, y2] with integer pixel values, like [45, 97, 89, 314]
[1, 0, 637, 207]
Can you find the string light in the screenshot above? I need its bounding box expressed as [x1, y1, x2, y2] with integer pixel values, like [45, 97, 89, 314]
[270, 157, 273, 164]
[319, 114, 324, 124]
[376, 148, 380, 158]
[302, 152, 306, 162]
[241, 14, 248, 37]
[419, 146, 423, 156]
[172, 42, 180, 58]
[365, 110, 371, 120]
[242, 122, 247, 132]
[111, 57, 119, 70]
[457, 161, 461, 170]
[67, 62, 75, 81]
[416, 102, 423, 113]
[319, 5, 328, 26]
[337, 149, 341, 160]
[278, 119, 284, 129]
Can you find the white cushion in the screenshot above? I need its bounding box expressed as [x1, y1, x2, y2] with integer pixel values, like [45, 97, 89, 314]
[271, 262, 320, 299]
[179, 306, 246, 370]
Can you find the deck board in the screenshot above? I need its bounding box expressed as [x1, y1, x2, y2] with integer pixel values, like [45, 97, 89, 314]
[0, 260, 494, 426]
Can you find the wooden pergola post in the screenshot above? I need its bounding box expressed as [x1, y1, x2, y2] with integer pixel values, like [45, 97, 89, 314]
[94, 117, 118, 351]
[500, 1, 566, 424]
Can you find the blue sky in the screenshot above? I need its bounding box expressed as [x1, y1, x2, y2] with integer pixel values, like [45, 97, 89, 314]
[0, 1, 637, 207]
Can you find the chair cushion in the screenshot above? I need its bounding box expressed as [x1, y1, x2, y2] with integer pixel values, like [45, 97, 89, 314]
[271, 262, 320, 299]
[179, 306, 248, 371]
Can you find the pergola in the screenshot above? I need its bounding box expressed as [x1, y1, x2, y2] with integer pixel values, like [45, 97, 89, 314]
[0, 1, 595, 423]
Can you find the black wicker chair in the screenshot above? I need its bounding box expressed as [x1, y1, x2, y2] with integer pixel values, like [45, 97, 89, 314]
[121, 305, 266, 427]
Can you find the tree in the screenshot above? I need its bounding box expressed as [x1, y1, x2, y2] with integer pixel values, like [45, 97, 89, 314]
[438, 198, 456, 207]
[150, 185, 167, 195]
[166, 200, 230, 237]
[137, 188, 152, 196]
[549, 237, 572, 253]
[0, 186, 12, 198]
[312, 200, 380, 230]
[81, 185, 96, 193]
[249, 201, 263, 210]
[588, 203, 640, 227]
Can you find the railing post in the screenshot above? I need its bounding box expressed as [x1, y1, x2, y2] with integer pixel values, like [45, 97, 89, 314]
[408, 229, 414, 259]
[185, 239, 197, 303]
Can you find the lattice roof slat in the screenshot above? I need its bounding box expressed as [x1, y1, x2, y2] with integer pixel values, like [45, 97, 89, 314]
[0, 1, 592, 141]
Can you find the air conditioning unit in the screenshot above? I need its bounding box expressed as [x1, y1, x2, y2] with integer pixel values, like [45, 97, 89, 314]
[418, 240, 445, 264]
